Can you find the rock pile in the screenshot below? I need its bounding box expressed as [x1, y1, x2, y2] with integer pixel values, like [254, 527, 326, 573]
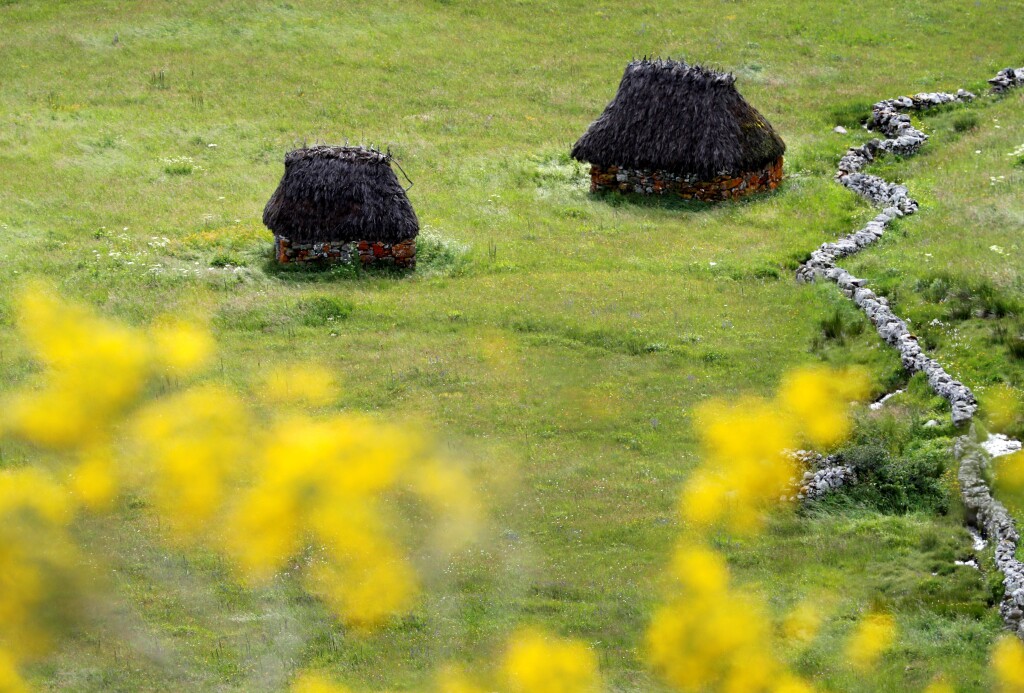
[957, 437, 1024, 637]
[790, 450, 856, 502]
[990, 67, 1024, 94]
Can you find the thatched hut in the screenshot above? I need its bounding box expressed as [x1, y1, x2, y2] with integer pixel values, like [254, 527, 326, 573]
[571, 59, 785, 201]
[263, 145, 419, 268]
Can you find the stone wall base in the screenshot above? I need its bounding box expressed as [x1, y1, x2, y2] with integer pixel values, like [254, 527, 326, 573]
[589, 156, 783, 201]
[275, 237, 415, 269]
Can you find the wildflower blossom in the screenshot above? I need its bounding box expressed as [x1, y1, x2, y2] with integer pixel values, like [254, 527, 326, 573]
[0, 282, 483, 683]
[503, 628, 602, 693]
[923, 677, 955, 693]
[845, 612, 896, 671]
[261, 365, 339, 406]
[778, 366, 870, 448]
[993, 634, 1024, 691]
[290, 672, 352, 693]
[781, 600, 824, 645]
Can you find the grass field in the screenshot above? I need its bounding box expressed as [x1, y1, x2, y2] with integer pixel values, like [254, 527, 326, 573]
[1, 1, 1023, 691]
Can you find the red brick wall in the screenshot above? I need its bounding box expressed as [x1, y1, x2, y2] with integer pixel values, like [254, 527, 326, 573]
[589, 156, 783, 201]
[275, 237, 416, 269]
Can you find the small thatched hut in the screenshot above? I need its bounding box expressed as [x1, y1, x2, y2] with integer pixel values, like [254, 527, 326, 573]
[263, 145, 419, 267]
[571, 59, 785, 201]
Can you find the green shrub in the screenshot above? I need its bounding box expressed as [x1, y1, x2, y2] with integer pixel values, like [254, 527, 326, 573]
[952, 111, 979, 132]
[416, 228, 470, 276]
[818, 305, 865, 343]
[914, 271, 1019, 319]
[828, 441, 950, 515]
[213, 306, 272, 332]
[298, 295, 353, 326]
[828, 100, 873, 129]
[209, 253, 244, 268]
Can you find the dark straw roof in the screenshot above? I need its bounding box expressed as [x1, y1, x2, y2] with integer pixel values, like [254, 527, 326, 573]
[571, 59, 785, 178]
[263, 145, 419, 244]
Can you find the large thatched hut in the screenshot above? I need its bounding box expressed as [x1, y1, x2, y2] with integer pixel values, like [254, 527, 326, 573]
[263, 145, 419, 268]
[571, 59, 785, 201]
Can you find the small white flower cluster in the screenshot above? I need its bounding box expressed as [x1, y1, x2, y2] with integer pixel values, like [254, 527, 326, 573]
[1009, 143, 1024, 158]
[161, 156, 203, 174]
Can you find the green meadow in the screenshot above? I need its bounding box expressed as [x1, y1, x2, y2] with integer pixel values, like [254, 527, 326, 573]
[1, 1, 1023, 690]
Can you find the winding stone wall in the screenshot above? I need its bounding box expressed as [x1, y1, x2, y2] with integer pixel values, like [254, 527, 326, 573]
[275, 236, 416, 269]
[794, 68, 1024, 635]
[589, 156, 783, 200]
[797, 89, 979, 424]
[957, 437, 1024, 637]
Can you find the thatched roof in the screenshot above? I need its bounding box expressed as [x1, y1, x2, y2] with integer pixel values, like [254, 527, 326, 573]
[263, 145, 419, 244]
[571, 59, 786, 178]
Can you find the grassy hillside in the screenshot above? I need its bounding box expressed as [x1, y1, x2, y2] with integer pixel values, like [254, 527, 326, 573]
[0, 1, 1022, 691]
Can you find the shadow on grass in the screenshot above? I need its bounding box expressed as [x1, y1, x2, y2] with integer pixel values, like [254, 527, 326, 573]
[588, 183, 787, 214]
[260, 254, 412, 284]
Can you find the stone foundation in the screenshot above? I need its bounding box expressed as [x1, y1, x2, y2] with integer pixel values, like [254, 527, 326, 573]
[275, 236, 415, 269]
[589, 156, 783, 201]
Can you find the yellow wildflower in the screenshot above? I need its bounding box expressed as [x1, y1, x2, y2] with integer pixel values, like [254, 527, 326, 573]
[261, 364, 339, 406]
[993, 635, 1024, 692]
[779, 366, 869, 448]
[781, 600, 823, 645]
[129, 386, 251, 541]
[503, 628, 602, 693]
[923, 676, 955, 693]
[151, 320, 214, 373]
[70, 444, 118, 510]
[4, 284, 149, 448]
[984, 384, 1021, 433]
[290, 672, 352, 693]
[435, 665, 487, 693]
[0, 649, 28, 693]
[845, 612, 896, 671]
[670, 543, 729, 595]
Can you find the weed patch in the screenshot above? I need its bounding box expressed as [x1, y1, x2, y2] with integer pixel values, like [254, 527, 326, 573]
[298, 296, 354, 326]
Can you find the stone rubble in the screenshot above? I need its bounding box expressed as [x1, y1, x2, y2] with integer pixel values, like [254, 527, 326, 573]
[990, 67, 1024, 94]
[788, 450, 856, 502]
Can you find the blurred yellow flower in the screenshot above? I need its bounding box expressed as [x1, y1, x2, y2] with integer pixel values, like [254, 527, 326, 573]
[0, 649, 28, 693]
[503, 628, 601, 693]
[4, 285, 149, 448]
[845, 612, 896, 671]
[670, 543, 729, 595]
[993, 635, 1024, 692]
[984, 384, 1022, 433]
[781, 600, 823, 645]
[261, 364, 339, 406]
[70, 444, 118, 510]
[290, 672, 352, 693]
[434, 665, 487, 693]
[779, 366, 870, 448]
[922, 676, 955, 693]
[151, 320, 214, 373]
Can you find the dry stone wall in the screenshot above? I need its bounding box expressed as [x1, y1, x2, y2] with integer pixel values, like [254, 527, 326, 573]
[589, 156, 783, 201]
[275, 236, 416, 269]
[957, 436, 1024, 637]
[795, 67, 1024, 635]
